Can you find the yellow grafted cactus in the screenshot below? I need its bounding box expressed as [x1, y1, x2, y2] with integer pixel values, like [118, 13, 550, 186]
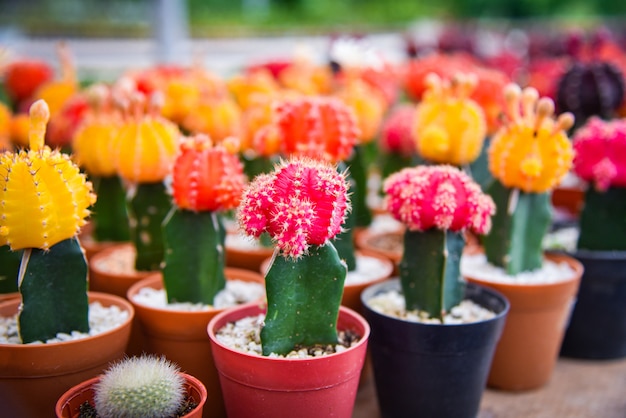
[488, 84, 575, 193]
[335, 77, 387, 144]
[114, 93, 179, 183]
[414, 73, 487, 166]
[0, 100, 95, 250]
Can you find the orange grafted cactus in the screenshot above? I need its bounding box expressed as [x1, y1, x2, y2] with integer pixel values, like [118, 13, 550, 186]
[414, 73, 487, 166]
[0, 100, 95, 250]
[182, 96, 242, 142]
[113, 90, 180, 183]
[335, 77, 387, 144]
[488, 84, 575, 193]
[275, 97, 359, 162]
[171, 135, 245, 212]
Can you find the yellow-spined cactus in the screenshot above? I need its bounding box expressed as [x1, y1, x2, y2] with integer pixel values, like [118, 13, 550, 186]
[488, 84, 574, 193]
[414, 73, 487, 166]
[0, 100, 95, 251]
[0, 99, 95, 343]
[483, 84, 575, 275]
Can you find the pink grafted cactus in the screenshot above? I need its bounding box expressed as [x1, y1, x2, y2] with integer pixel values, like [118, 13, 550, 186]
[379, 104, 416, 157]
[572, 117, 626, 191]
[275, 97, 360, 162]
[171, 134, 245, 212]
[383, 165, 495, 234]
[238, 157, 350, 258]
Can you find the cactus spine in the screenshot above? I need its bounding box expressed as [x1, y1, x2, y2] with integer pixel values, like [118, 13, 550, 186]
[484, 84, 574, 274]
[94, 355, 185, 418]
[383, 165, 495, 320]
[572, 117, 626, 250]
[238, 157, 350, 355]
[0, 100, 95, 343]
[163, 135, 245, 304]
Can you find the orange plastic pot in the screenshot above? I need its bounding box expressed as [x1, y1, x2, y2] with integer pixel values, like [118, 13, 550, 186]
[0, 292, 134, 418]
[208, 303, 370, 418]
[464, 251, 583, 391]
[127, 268, 265, 418]
[55, 371, 207, 418]
[355, 229, 403, 275]
[225, 233, 274, 272]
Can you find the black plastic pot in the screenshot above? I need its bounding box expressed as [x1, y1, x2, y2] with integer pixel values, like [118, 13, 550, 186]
[560, 249, 626, 359]
[361, 279, 509, 418]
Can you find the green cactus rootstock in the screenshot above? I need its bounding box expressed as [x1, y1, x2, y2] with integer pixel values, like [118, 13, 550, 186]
[127, 182, 171, 271]
[348, 144, 373, 228]
[261, 243, 346, 356]
[18, 237, 89, 343]
[577, 187, 626, 251]
[483, 181, 551, 275]
[0, 246, 21, 294]
[162, 209, 226, 304]
[92, 175, 130, 242]
[400, 229, 465, 320]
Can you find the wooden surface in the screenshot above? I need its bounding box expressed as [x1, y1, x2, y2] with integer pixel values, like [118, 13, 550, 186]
[352, 356, 626, 417]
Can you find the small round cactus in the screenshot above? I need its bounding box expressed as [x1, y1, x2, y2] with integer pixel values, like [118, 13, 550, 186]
[274, 96, 360, 163]
[94, 355, 186, 418]
[383, 164, 495, 319]
[489, 84, 575, 193]
[572, 116, 626, 192]
[182, 96, 242, 142]
[413, 72, 487, 166]
[238, 157, 351, 355]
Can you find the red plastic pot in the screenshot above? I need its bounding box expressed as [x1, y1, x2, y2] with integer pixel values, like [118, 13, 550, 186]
[208, 303, 370, 418]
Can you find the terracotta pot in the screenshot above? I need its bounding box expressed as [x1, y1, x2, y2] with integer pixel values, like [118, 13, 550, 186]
[361, 279, 509, 418]
[560, 249, 626, 359]
[225, 233, 274, 272]
[355, 229, 403, 275]
[208, 303, 370, 418]
[463, 251, 583, 391]
[78, 221, 126, 262]
[88, 242, 153, 356]
[0, 292, 134, 418]
[55, 372, 208, 418]
[552, 185, 585, 218]
[127, 268, 265, 418]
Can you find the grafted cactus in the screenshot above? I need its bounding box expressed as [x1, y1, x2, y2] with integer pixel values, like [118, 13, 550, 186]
[182, 95, 242, 142]
[0, 99, 95, 343]
[238, 157, 350, 356]
[484, 84, 575, 275]
[163, 134, 246, 304]
[113, 86, 179, 271]
[378, 104, 417, 180]
[94, 355, 186, 418]
[383, 165, 495, 320]
[556, 60, 625, 129]
[274, 96, 360, 268]
[72, 84, 129, 242]
[572, 117, 626, 250]
[413, 72, 487, 167]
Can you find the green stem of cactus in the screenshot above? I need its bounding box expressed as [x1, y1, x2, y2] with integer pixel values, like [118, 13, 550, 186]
[261, 242, 346, 356]
[18, 237, 89, 343]
[400, 229, 465, 320]
[348, 144, 373, 227]
[577, 186, 626, 251]
[333, 202, 356, 271]
[127, 182, 171, 272]
[380, 152, 413, 181]
[467, 136, 494, 192]
[162, 209, 226, 304]
[92, 175, 130, 242]
[242, 153, 277, 180]
[483, 181, 551, 275]
[0, 245, 21, 294]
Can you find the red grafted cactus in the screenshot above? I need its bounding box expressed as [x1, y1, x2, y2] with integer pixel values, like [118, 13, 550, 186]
[383, 164, 495, 320]
[237, 157, 351, 356]
[572, 117, 626, 191]
[171, 135, 245, 212]
[384, 165, 495, 235]
[275, 97, 360, 162]
[380, 104, 416, 157]
[238, 157, 350, 259]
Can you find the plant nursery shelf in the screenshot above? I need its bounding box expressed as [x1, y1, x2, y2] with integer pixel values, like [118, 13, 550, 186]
[353, 356, 626, 417]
